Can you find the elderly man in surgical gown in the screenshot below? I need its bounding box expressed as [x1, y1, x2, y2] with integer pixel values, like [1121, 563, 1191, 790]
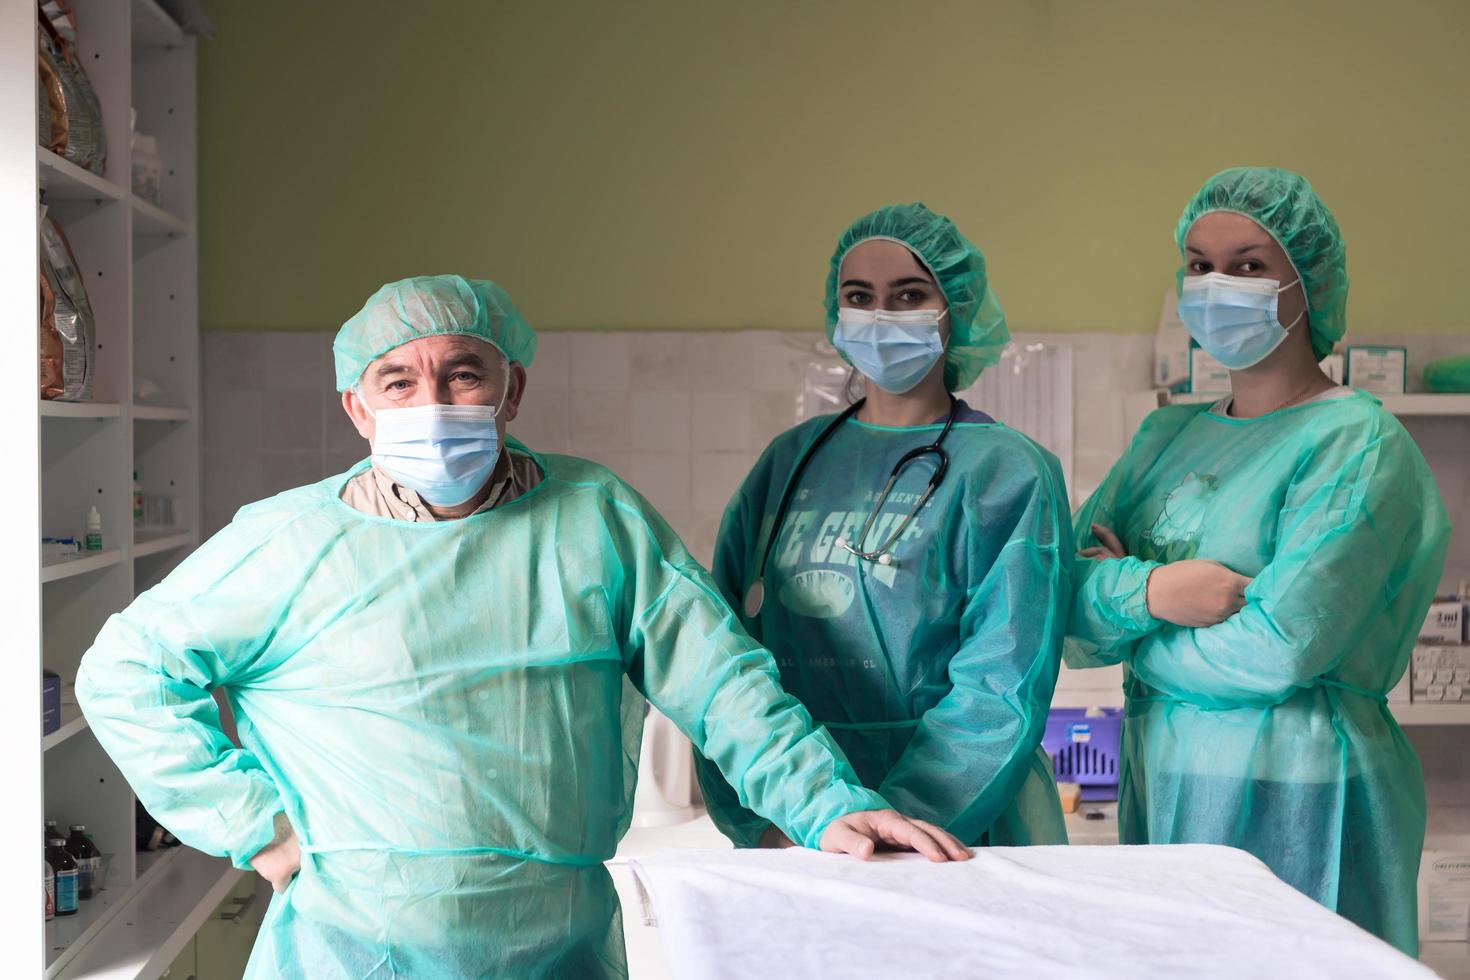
[77, 275, 965, 979]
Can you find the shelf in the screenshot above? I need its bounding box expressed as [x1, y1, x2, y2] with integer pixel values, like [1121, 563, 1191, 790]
[131, 195, 191, 236]
[48, 847, 241, 980]
[37, 147, 124, 203]
[1168, 391, 1470, 417]
[131, 0, 186, 49]
[131, 530, 191, 559]
[1378, 394, 1470, 417]
[45, 848, 180, 977]
[40, 401, 122, 419]
[1391, 702, 1470, 726]
[131, 405, 191, 422]
[42, 701, 88, 753]
[41, 550, 123, 584]
[1419, 940, 1470, 979]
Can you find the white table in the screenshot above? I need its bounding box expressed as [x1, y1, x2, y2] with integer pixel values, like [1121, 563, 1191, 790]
[627, 842, 1435, 979]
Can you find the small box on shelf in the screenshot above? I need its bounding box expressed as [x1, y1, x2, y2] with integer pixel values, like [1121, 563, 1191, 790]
[1346, 345, 1408, 395]
[42, 671, 61, 735]
[1418, 849, 1470, 942]
[1419, 598, 1467, 646]
[1188, 347, 1230, 396]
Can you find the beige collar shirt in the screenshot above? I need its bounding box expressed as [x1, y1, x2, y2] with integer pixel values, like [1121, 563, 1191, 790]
[339, 448, 542, 522]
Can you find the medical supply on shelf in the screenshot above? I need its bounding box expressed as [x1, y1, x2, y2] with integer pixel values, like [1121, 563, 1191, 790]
[45, 836, 78, 916]
[1153, 289, 1191, 392]
[39, 214, 97, 402]
[1347, 345, 1408, 395]
[1420, 598, 1465, 646]
[84, 506, 101, 551]
[1187, 346, 1231, 395]
[1418, 850, 1470, 941]
[41, 536, 81, 563]
[64, 826, 99, 901]
[37, 7, 105, 174]
[1412, 646, 1470, 703]
[142, 492, 175, 529]
[1424, 352, 1470, 393]
[1042, 707, 1122, 801]
[131, 132, 162, 205]
[42, 670, 60, 735]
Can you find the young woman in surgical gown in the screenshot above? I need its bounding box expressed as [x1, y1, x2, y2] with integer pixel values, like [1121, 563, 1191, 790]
[694, 203, 1072, 849]
[1066, 167, 1450, 954]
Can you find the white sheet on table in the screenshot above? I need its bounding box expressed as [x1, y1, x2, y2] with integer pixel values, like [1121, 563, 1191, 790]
[628, 844, 1433, 979]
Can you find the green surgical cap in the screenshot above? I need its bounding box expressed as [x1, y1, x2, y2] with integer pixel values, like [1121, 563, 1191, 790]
[824, 203, 1008, 392]
[1175, 167, 1348, 360]
[333, 275, 537, 391]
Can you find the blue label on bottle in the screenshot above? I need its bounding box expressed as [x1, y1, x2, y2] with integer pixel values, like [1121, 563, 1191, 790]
[55, 870, 77, 912]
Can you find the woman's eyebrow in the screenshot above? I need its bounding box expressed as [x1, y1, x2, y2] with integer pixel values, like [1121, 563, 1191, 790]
[887, 276, 934, 288]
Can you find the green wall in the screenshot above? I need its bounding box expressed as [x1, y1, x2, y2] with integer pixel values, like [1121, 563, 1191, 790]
[199, 0, 1470, 336]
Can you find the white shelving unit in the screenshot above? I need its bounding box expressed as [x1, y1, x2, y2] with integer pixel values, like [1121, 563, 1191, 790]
[25, 2, 211, 978]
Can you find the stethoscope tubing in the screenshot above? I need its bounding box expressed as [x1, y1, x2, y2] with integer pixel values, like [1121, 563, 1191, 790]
[743, 395, 958, 617]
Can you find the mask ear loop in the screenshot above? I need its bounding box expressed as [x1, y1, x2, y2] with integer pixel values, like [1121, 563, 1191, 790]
[490, 357, 512, 420]
[1276, 278, 1306, 332]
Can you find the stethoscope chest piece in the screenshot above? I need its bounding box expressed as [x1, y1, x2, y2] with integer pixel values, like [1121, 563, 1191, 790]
[744, 578, 765, 618]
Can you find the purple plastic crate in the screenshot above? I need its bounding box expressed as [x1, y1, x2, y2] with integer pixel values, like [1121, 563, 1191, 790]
[1042, 708, 1122, 801]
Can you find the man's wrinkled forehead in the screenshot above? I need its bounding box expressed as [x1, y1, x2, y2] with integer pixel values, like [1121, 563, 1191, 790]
[365, 335, 505, 384]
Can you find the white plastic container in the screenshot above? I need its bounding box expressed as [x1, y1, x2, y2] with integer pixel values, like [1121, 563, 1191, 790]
[1346, 345, 1407, 394]
[1419, 850, 1470, 941]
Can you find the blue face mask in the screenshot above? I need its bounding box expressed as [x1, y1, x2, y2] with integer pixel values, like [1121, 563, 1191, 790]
[367, 403, 501, 507]
[832, 308, 947, 394]
[1177, 272, 1304, 370]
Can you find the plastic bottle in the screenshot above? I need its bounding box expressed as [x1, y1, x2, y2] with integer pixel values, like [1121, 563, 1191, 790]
[45, 836, 78, 916]
[133, 472, 143, 526]
[85, 506, 102, 551]
[66, 825, 99, 900]
[44, 860, 54, 921]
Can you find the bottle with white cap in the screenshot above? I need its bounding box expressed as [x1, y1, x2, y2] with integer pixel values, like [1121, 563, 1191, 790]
[85, 506, 102, 551]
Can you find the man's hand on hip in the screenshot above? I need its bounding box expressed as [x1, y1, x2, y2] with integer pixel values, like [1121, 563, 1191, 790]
[250, 813, 302, 893]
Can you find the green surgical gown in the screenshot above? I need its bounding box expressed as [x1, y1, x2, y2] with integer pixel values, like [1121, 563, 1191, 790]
[1066, 390, 1450, 955]
[76, 445, 888, 979]
[695, 407, 1071, 848]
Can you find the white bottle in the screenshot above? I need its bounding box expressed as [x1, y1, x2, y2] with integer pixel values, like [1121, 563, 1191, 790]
[85, 506, 102, 551]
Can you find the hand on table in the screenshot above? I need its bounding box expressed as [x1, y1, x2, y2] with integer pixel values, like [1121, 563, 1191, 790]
[818, 811, 970, 863]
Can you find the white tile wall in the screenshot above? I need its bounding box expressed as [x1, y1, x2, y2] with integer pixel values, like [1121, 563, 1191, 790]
[203, 328, 1160, 553]
[205, 327, 1470, 552]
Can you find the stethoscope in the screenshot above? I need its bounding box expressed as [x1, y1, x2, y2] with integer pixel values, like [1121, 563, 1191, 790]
[743, 394, 958, 618]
